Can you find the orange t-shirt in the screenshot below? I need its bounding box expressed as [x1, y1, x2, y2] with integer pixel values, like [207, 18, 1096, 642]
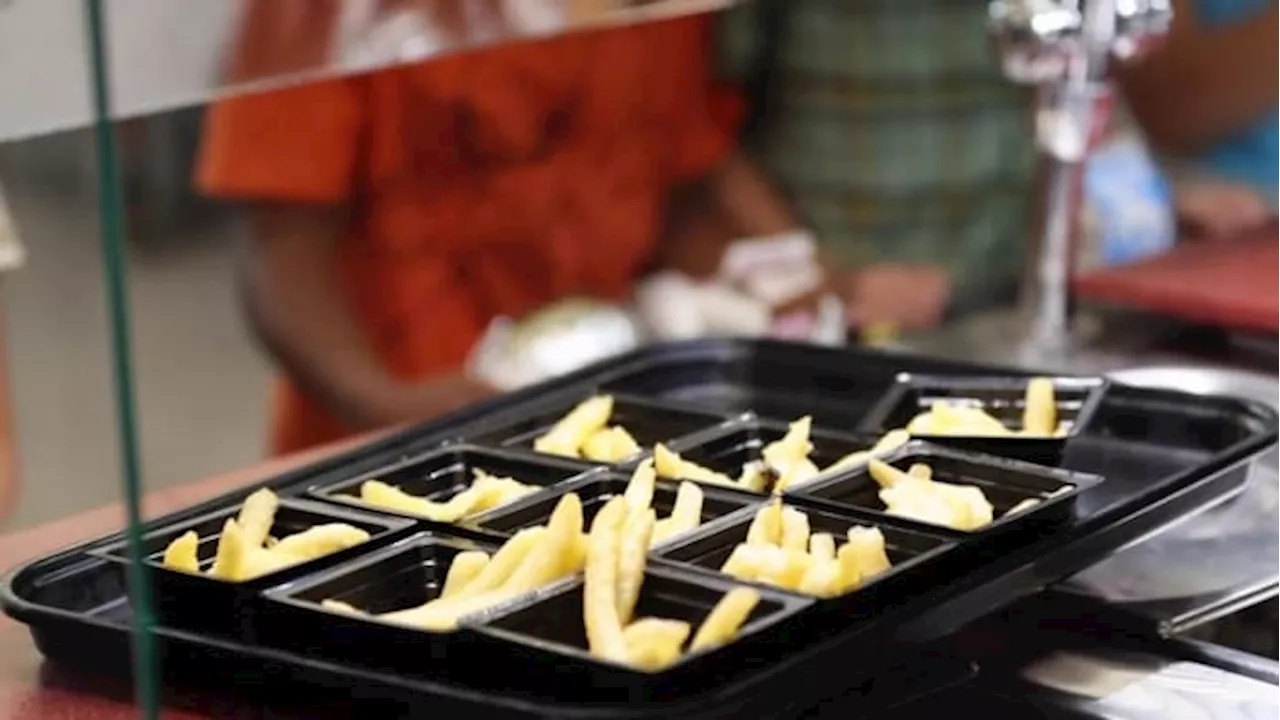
[196, 16, 734, 456]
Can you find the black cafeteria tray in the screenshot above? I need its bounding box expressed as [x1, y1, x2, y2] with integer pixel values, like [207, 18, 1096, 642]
[3, 339, 1276, 718]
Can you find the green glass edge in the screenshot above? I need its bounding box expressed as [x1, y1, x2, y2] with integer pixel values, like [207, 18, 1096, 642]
[82, 0, 160, 716]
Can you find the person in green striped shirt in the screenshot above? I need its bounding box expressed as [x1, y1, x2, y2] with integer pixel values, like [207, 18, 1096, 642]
[717, 0, 1038, 331]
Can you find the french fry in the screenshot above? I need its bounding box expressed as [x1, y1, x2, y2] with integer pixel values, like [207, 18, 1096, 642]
[270, 523, 370, 560]
[907, 463, 933, 481]
[931, 483, 994, 530]
[834, 542, 863, 593]
[689, 587, 760, 653]
[380, 588, 517, 631]
[583, 497, 629, 662]
[868, 459, 912, 489]
[462, 526, 546, 596]
[809, 533, 836, 562]
[956, 406, 1013, 436]
[161, 530, 200, 574]
[208, 519, 248, 581]
[503, 494, 584, 593]
[761, 417, 813, 474]
[535, 395, 614, 457]
[244, 547, 307, 578]
[236, 488, 279, 550]
[824, 450, 868, 474]
[440, 551, 490, 600]
[361, 480, 480, 522]
[616, 508, 655, 626]
[371, 502, 582, 633]
[880, 483, 958, 527]
[843, 527, 892, 579]
[761, 549, 810, 591]
[564, 532, 590, 575]
[798, 558, 841, 598]
[1023, 377, 1057, 437]
[779, 507, 811, 553]
[872, 429, 911, 456]
[746, 501, 784, 546]
[469, 471, 537, 512]
[320, 599, 361, 615]
[582, 426, 642, 463]
[721, 543, 768, 580]
[654, 444, 737, 487]
[774, 458, 821, 494]
[624, 618, 692, 672]
[652, 481, 703, 544]
[622, 460, 656, 515]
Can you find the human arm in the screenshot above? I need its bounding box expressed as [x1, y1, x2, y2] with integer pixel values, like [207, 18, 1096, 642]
[240, 205, 491, 430]
[197, 75, 491, 431]
[1120, 0, 1278, 154]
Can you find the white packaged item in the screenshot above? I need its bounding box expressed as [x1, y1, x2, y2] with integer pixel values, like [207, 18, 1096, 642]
[466, 300, 642, 391]
[691, 282, 772, 337]
[718, 231, 818, 283]
[633, 272, 708, 341]
[1080, 132, 1175, 270]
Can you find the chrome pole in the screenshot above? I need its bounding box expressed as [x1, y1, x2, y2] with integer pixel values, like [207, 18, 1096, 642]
[988, 0, 1172, 358]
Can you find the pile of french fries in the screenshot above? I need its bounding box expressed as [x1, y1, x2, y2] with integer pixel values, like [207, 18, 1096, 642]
[618, 460, 708, 546]
[358, 469, 538, 522]
[654, 419, 910, 496]
[906, 377, 1065, 438]
[318, 460, 719, 634]
[535, 395, 915, 497]
[585, 495, 761, 671]
[534, 395, 642, 462]
[324, 492, 589, 631]
[868, 460, 996, 531]
[719, 501, 892, 598]
[161, 489, 371, 582]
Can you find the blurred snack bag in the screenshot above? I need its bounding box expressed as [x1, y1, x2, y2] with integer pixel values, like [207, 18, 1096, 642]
[1080, 130, 1176, 270]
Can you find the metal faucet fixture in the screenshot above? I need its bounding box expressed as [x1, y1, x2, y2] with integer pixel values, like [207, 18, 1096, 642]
[987, 0, 1171, 355]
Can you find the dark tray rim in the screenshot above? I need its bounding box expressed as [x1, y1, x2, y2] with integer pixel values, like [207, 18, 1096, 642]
[304, 442, 601, 525]
[857, 372, 1111, 441]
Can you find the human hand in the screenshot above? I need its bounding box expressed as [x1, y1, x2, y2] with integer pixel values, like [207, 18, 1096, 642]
[839, 263, 951, 331]
[1176, 182, 1272, 241]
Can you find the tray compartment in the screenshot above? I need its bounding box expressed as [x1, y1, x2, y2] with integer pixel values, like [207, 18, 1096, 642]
[858, 374, 1108, 464]
[307, 445, 595, 527]
[467, 565, 811, 699]
[793, 441, 1097, 535]
[461, 392, 730, 464]
[653, 500, 955, 605]
[471, 472, 760, 544]
[261, 534, 499, 670]
[89, 500, 413, 639]
[659, 415, 882, 494]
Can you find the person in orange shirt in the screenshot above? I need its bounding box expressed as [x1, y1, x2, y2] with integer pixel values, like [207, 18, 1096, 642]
[197, 5, 802, 457]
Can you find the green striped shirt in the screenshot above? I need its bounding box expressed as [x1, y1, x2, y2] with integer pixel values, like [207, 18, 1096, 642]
[719, 0, 1038, 308]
